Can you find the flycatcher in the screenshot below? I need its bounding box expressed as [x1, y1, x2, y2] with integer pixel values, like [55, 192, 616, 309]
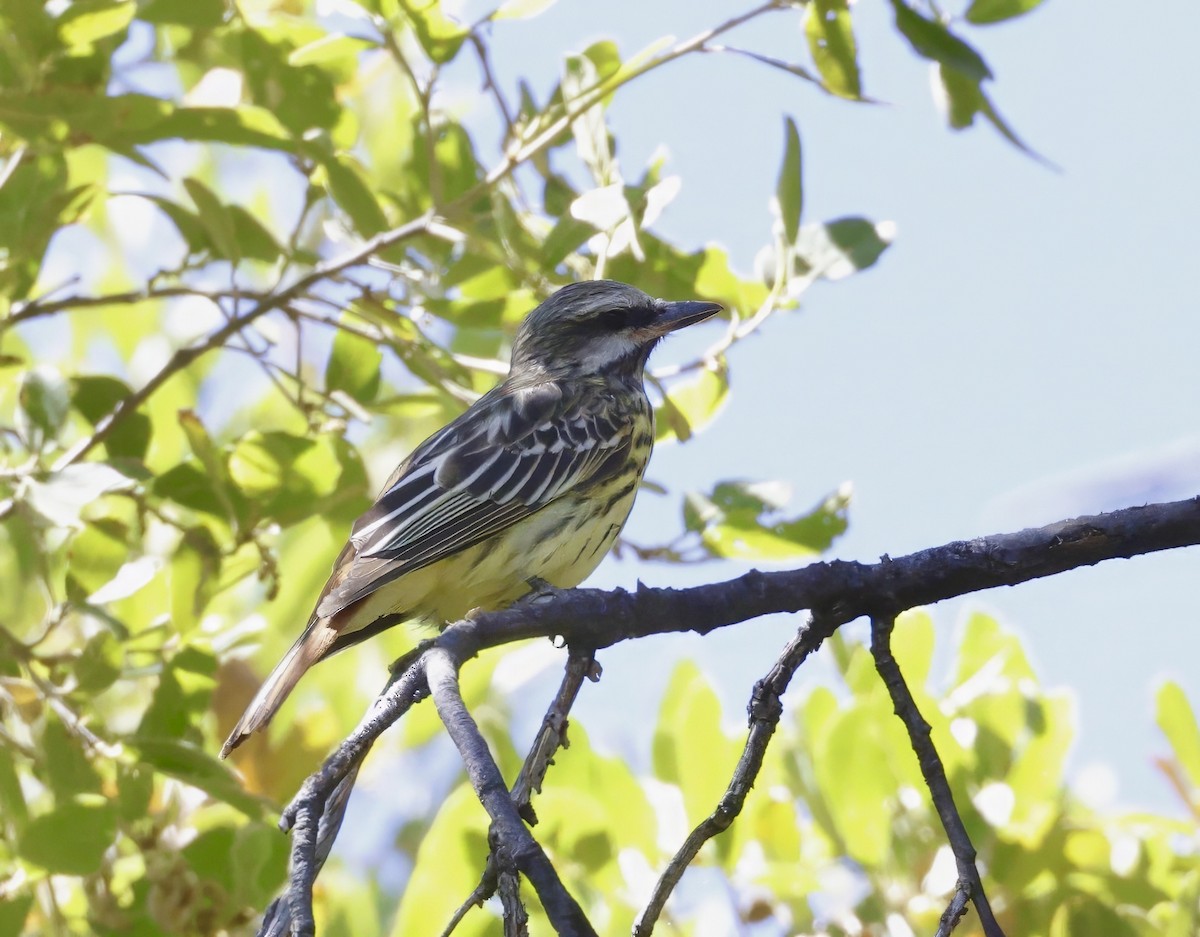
[220, 280, 721, 757]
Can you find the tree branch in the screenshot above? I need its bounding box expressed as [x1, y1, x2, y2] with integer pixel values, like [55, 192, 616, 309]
[426, 643, 597, 936]
[47, 213, 434, 474]
[266, 496, 1200, 933]
[633, 614, 834, 935]
[870, 614, 1004, 937]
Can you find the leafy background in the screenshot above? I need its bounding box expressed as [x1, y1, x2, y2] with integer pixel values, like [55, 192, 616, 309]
[1, 0, 1199, 935]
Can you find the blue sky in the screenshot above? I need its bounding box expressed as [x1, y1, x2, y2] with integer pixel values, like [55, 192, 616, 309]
[455, 0, 1200, 812]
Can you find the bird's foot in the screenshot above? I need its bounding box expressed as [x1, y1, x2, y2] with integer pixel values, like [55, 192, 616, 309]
[522, 576, 561, 605]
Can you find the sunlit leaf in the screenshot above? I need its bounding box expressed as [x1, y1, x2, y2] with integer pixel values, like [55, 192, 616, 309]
[131, 738, 268, 817]
[1156, 681, 1200, 792]
[19, 795, 117, 874]
[492, 0, 557, 20]
[966, 0, 1046, 25]
[56, 0, 135, 49]
[21, 463, 134, 528]
[655, 366, 728, 444]
[398, 0, 468, 64]
[684, 481, 849, 561]
[805, 0, 861, 99]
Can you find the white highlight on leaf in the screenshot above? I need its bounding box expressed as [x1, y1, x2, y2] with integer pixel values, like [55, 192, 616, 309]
[571, 184, 629, 230]
[20, 464, 134, 528]
[1074, 761, 1118, 809]
[492, 640, 559, 693]
[922, 845, 957, 897]
[183, 68, 244, 108]
[642, 175, 682, 228]
[642, 778, 688, 852]
[1109, 830, 1139, 876]
[949, 716, 977, 748]
[88, 557, 160, 604]
[973, 781, 1015, 827]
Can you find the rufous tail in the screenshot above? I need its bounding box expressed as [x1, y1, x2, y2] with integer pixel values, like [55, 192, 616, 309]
[219, 620, 338, 758]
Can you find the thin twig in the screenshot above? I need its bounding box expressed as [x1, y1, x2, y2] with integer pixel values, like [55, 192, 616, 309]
[634, 615, 835, 936]
[870, 615, 1005, 937]
[4, 286, 243, 331]
[443, 649, 598, 934]
[511, 650, 596, 822]
[426, 642, 597, 937]
[45, 213, 433, 476]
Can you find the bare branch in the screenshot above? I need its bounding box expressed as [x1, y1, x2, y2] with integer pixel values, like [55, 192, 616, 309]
[511, 650, 597, 822]
[45, 213, 433, 475]
[870, 615, 1005, 937]
[426, 644, 597, 936]
[266, 496, 1200, 934]
[634, 615, 833, 935]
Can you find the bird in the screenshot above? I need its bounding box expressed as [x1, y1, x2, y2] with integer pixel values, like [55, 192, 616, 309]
[220, 279, 722, 758]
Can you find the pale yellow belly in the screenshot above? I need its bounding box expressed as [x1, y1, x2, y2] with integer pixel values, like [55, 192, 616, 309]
[341, 482, 641, 631]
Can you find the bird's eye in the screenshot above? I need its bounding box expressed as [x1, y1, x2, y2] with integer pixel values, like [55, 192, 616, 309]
[597, 308, 627, 330]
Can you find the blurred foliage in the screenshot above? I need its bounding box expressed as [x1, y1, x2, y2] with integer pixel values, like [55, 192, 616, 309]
[0, 0, 1157, 934]
[376, 614, 1200, 936]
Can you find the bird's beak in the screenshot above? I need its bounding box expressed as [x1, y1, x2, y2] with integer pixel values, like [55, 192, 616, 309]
[652, 299, 723, 334]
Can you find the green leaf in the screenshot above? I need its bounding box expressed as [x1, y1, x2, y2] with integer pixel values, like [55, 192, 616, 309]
[685, 481, 849, 561]
[0, 893, 32, 937]
[22, 463, 134, 529]
[652, 661, 741, 825]
[56, 0, 135, 49]
[326, 324, 383, 404]
[288, 33, 378, 67]
[398, 0, 468, 64]
[138, 0, 225, 26]
[75, 630, 123, 692]
[184, 177, 240, 262]
[228, 431, 365, 526]
[805, 0, 861, 99]
[1050, 896, 1140, 937]
[391, 785, 489, 936]
[18, 795, 117, 874]
[131, 738, 268, 817]
[17, 365, 69, 443]
[966, 0, 1046, 25]
[323, 155, 389, 237]
[492, 0, 558, 19]
[179, 409, 241, 525]
[153, 461, 228, 517]
[1156, 681, 1200, 792]
[793, 216, 893, 280]
[42, 715, 102, 800]
[0, 748, 29, 833]
[116, 762, 154, 822]
[937, 62, 984, 129]
[814, 705, 894, 865]
[888, 0, 992, 82]
[776, 117, 803, 244]
[71, 375, 151, 460]
[231, 822, 290, 908]
[655, 367, 729, 444]
[66, 520, 129, 600]
[229, 206, 284, 263]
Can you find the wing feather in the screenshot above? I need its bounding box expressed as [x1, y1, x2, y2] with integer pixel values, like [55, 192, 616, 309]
[315, 381, 641, 620]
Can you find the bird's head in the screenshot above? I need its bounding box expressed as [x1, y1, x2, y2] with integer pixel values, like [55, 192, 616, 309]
[509, 280, 722, 381]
